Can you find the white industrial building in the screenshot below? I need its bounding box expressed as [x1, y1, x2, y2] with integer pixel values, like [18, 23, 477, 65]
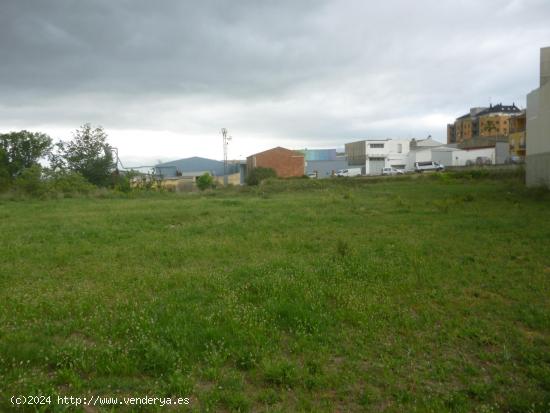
[410, 144, 508, 169]
[345, 139, 411, 175]
[346, 137, 510, 175]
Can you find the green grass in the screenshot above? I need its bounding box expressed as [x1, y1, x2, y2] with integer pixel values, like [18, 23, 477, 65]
[0, 174, 549, 412]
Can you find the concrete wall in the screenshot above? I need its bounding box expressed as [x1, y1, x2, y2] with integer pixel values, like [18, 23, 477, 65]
[526, 47, 550, 188]
[541, 46, 550, 87]
[410, 147, 501, 167]
[345, 141, 366, 166]
[459, 147, 496, 165]
[526, 87, 550, 187]
[495, 141, 509, 164]
[431, 150, 454, 166]
[213, 172, 242, 186]
[527, 87, 550, 155]
[526, 153, 550, 187]
[161, 177, 196, 192]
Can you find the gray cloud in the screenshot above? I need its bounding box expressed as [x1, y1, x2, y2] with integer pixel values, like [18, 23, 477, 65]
[1, 0, 549, 160]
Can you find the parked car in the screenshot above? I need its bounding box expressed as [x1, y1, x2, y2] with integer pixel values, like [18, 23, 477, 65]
[336, 168, 362, 177]
[381, 167, 404, 176]
[475, 156, 492, 165]
[506, 155, 523, 164]
[414, 161, 444, 172]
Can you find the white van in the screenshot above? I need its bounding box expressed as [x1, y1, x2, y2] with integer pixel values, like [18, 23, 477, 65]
[381, 167, 405, 176]
[414, 161, 445, 172]
[336, 168, 362, 177]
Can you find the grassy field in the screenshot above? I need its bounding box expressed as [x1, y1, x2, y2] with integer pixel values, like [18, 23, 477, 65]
[0, 173, 549, 412]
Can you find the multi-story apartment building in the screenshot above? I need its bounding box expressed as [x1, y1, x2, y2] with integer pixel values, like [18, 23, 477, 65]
[508, 111, 526, 160]
[447, 103, 521, 144]
[447, 107, 486, 143]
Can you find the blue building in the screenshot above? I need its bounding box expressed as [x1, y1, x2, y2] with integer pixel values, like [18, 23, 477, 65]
[298, 149, 337, 161]
[298, 149, 348, 178]
[154, 157, 239, 178]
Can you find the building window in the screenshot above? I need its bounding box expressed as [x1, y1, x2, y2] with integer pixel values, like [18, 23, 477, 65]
[369, 143, 384, 148]
[397, 144, 402, 153]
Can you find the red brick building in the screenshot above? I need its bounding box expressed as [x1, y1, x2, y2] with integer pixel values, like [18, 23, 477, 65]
[246, 147, 305, 178]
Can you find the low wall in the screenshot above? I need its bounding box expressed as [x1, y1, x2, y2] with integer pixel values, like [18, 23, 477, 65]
[445, 164, 522, 172]
[213, 173, 242, 186]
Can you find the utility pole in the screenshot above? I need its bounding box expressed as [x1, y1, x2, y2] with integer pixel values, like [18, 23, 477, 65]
[221, 128, 231, 186]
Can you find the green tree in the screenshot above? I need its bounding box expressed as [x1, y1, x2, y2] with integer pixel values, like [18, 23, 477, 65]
[15, 164, 46, 195]
[196, 172, 215, 191]
[53, 124, 114, 187]
[0, 147, 10, 191]
[0, 130, 52, 180]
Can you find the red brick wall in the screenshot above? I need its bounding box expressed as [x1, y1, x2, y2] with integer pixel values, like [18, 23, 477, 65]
[247, 147, 305, 178]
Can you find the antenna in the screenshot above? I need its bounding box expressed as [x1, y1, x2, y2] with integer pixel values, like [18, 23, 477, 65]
[221, 128, 232, 186]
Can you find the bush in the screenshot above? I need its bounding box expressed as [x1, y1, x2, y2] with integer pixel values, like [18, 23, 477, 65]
[0, 166, 10, 193]
[45, 170, 96, 195]
[112, 170, 142, 193]
[246, 167, 277, 186]
[196, 173, 215, 191]
[14, 165, 46, 196]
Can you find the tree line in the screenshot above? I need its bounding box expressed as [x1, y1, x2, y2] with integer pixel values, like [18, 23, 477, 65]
[0, 124, 120, 196]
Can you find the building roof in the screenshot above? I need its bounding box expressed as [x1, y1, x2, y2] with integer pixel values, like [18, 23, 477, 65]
[510, 109, 526, 118]
[155, 156, 222, 169]
[456, 112, 471, 120]
[476, 103, 521, 117]
[454, 104, 521, 121]
[247, 146, 304, 158]
[432, 146, 463, 152]
[155, 156, 238, 176]
[411, 137, 444, 148]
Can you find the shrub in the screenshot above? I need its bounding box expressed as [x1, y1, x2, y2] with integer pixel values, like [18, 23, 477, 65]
[112, 170, 142, 193]
[45, 170, 96, 195]
[14, 165, 46, 196]
[0, 166, 10, 193]
[246, 167, 277, 186]
[196, 172, 215, 191]
[263, 360, 299, 388]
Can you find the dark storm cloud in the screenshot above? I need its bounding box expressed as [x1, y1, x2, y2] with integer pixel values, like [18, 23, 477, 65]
[0, 0, 330, 96]
[1, 0, 549, 152]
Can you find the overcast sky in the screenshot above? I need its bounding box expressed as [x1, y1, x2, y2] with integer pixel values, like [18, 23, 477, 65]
[1, 0, 549, 165]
